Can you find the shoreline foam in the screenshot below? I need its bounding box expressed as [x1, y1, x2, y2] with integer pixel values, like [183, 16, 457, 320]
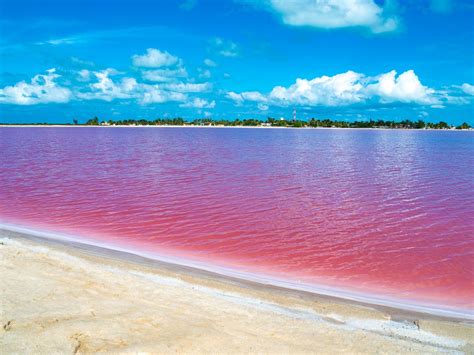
[1, 222, 472, 321]
[1, 228, 473, 353]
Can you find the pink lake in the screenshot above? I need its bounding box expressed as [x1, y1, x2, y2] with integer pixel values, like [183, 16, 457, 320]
[0, 127, 473, 316]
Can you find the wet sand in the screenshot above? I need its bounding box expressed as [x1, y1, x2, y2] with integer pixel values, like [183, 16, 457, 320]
[1, 230, 473, 353]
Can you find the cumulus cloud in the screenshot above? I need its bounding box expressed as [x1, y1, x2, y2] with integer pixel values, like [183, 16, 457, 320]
[365, 70, 436, 104]
[141, 67, 188, 82]
[226, 92, 243, 103]
[0, 69, 72, 105]
[227, 70, 440, 107]
[77, 69, 138, 101]
[180, 98, 216, 108]
[226, 91, 267, 104]
[135, 48, 189, 84]
[1, 46, 213, 108]
[460, 83, 474, 96]
[63, 47, 213, 105]
[140, 86, 187, 104]
[77, 69, 91, 81]
[132, 48, 181, 68]
[254, 0, 398, 33]
[76, 68, 205, 105]
[163, 82, 211, 93]
[268, 71, 365, 105]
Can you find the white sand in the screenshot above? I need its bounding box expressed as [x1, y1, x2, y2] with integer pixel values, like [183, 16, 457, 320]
[1, 232, 473, 354]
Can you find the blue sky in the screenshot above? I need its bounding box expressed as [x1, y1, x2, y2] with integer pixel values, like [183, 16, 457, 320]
[0, 0, 473, 124]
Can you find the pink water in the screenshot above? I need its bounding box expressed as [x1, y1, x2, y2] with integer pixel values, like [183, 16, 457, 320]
[1, 127, 473, 314]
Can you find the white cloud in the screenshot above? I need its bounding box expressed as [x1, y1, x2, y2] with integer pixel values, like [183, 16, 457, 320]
[269, 71, 365, 105]
[211, 38, 239, 57]
[258, 103, 269, 111]
[180, 98, 216, 108]
[163, 82, 211, 93]
[77, 69, 91, 81]
[36, 36, 80, 46]
[0, 69, 72, 105]
[226, 91, 244, 103]
[76, 69, 192, 104]
[226, 91, 267, 104]
[140, 86, 187, 104]
[366, 70, 436, 104]
[141, 68, 188, 82]
[460, 83, 474, 96]
[227, 70, 440, 107]
[259, 0, 398, 33]
[71, 57, 94, 67]
[75, 68, 210, 105]
[132, 48, 181, 68]
[243, 91, 268, 101]
[1, 45, 214, 108]
[77, 69, 138, 101]
[204, 58, 217, 67]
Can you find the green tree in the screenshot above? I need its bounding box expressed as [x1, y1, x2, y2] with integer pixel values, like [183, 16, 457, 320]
[85, 117, 100, 125]
[456, 122, 471, 130]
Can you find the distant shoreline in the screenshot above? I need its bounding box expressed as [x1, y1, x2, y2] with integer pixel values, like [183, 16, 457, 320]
[1, 124, 473, 131]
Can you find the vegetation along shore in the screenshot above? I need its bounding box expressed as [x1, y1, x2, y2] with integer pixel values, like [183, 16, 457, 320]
[1, 117, 472, 130]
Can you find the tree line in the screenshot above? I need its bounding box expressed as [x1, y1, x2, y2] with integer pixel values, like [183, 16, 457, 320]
[84, 116, 472, 130]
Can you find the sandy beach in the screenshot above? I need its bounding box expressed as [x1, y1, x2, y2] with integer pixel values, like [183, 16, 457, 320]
[1, 229, 473, 354]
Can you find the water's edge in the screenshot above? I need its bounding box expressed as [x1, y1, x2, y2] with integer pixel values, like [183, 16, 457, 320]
[1, 222, 472, 322]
